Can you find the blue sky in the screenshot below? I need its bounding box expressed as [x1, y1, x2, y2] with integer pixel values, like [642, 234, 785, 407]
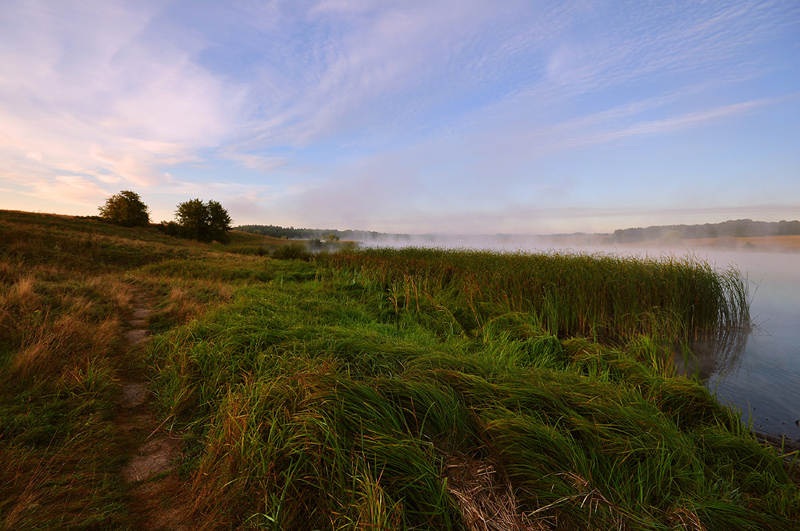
[1, 0, 798, 234]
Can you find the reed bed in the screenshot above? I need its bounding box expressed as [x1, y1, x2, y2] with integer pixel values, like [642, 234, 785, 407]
[147, 260, 798, 530]
[318, 247, 750, 343]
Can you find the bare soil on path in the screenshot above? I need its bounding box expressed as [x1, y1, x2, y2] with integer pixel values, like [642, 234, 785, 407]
[116, 291, 195, 531]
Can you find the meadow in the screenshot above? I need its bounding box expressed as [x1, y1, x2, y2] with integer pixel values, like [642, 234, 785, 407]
[1, 210, 798, 530]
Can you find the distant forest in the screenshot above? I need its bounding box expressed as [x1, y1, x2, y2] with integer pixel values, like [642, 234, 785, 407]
[237, 219, 800, 244]
[612, 219, 800, 243]
[235, 224, 410, 242]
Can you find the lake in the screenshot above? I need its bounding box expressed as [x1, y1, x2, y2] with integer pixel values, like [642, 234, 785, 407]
[680, 249, 800, 442]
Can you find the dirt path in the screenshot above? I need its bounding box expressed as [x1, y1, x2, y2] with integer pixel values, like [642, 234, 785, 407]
[117, 292, 194, 530]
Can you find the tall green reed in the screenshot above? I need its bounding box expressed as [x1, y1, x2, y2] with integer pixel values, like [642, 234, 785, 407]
[319, 247, 750, 343]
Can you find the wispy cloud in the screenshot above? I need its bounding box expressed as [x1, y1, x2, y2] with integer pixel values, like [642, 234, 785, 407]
[0, 0, 243, 204]
[0, 0, 797, 231]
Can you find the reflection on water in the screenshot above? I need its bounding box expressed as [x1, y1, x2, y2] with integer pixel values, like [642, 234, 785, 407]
[667, 249, 800, 441]
[675, 328, 749, 381]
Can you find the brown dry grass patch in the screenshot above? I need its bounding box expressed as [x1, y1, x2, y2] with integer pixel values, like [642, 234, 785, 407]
[445, 453, 549, 531]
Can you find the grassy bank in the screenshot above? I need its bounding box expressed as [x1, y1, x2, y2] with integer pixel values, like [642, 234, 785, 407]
[1, 210, 798, 530]
[0, 210, 264, 529]
[146, 248, 798, 530]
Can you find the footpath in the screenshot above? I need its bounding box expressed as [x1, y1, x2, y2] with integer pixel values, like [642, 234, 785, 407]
[116, 291, 193, 531]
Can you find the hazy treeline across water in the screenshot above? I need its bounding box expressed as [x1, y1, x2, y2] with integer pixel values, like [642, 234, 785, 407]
[237, 219, 800, 250]
[612, 219, 800, 243]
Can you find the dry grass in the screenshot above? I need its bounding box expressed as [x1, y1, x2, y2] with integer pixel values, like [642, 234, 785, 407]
[166, 286, 205, 323]
[0, 210, 205, 530]
[445, 454, 548, 531]
[666, 507, 707, 531]
[0, 210, 260, 530]
[0, 276, 40, 318]
[0, 260, 130, 528]
[0, 446, 48, 531]
[1, 272, 125, 380]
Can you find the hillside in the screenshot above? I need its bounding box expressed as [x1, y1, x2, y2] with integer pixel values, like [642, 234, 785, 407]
[1, 210, 799, 530]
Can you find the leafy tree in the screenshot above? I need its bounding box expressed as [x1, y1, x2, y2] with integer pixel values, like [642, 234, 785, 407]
[207, 200, 233, 244]
[174, 199, 232, 243]
[175, 198, 209, 241]
[98, 191, 150, 227]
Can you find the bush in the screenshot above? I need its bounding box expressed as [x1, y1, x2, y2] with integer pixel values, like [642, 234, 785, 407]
[98, 191, 150, 227]
[271, 243, 312, 261]
[157, 221, 180, 237]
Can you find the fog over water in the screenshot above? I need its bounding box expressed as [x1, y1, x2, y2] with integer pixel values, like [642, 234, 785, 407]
[365, 235, 800, 441]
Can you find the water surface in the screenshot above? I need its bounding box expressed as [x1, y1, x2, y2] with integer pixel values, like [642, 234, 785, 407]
[690, 250, 800, 441]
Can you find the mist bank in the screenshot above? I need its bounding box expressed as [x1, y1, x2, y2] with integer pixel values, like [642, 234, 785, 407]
[235, 225, 555, 249]
[237, 218, 800, 254]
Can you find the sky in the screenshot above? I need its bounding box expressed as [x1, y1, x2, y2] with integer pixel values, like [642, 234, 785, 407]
[1, 0, 799, 235]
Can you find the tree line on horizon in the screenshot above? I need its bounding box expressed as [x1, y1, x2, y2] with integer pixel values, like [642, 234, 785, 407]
[235, 224, 411, 242]
[98, 190, 233, 243]
[612, 219, 800, 243]
[97, 195, 799, 246]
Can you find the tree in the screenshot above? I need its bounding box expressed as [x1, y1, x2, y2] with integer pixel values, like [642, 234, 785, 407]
[207, 200, 233, 244]
[174, 199, 232, 243]
[175, 198, 209, 241]
[98, 191, 150, 227]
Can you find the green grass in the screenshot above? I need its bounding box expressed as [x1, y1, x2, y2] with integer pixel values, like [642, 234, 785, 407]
[0, 210, 238, 530]
[1, 210, 797, 531]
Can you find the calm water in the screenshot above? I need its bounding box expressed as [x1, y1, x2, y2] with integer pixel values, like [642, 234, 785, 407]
[683, 249, 800, 441]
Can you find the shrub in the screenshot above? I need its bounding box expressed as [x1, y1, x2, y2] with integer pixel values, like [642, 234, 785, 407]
[271, 243, 312, 261]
